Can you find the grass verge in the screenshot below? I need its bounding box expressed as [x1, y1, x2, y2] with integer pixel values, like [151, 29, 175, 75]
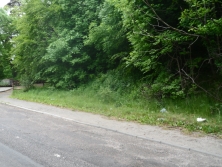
[11, 87, 222, 136]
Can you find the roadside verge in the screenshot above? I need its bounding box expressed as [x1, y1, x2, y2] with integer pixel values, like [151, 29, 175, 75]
[0, 89, 222, 158]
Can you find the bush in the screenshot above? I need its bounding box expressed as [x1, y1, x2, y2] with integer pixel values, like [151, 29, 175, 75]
[142, 71, 185, 100]
[19, 74, 34, 91]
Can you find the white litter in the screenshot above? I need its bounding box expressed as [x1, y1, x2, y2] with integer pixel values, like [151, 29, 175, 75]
[160, 108, 167, 113]
[54, 154, 61, 158]
[157, 118, 165, 121]
[197, 118, 206, 122]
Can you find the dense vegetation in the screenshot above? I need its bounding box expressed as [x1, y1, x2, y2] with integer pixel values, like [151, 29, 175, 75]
[1, 0, 222, 130]
[0, 8, 13, 79]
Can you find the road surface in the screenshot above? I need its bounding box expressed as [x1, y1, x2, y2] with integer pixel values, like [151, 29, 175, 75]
[0, 103, 221, 167]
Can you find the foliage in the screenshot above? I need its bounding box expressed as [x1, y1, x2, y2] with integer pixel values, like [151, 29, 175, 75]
[12, 0, 62, 84]
[85, 0, 129, 70]
[142, 72, 185, 100]
[88, 70, 139, 104]
[19, 73, 34, 91]
[12, 0, 107, 88]
[0, 8, 13, 79]
[40, 0, 104, 88]
[10, 0, 222, 101]
[180, 0, 222, 71]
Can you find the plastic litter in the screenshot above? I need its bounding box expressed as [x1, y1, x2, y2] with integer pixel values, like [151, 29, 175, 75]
[197, 118, 206, 122]
[160, 108, 167, 113]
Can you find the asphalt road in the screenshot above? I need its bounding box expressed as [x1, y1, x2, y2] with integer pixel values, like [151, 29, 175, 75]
[0, 104, 221, 167]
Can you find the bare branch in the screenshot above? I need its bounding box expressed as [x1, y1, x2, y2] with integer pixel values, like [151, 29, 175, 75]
[189, 36, 199, 48]
[143, 0, 201, 38]
[181, 69, 222, 102]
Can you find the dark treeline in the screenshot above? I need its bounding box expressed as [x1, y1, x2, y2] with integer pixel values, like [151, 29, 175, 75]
[1, 0, 222, 100]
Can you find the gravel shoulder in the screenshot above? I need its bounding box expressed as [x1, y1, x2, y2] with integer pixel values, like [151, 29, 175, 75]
[0, 88, 222, 158]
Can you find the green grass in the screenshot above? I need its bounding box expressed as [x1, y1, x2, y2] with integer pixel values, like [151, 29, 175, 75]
[11, 87, 222, 136]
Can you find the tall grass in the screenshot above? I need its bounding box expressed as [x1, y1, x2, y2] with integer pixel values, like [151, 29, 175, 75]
[11, 71, 222, 135]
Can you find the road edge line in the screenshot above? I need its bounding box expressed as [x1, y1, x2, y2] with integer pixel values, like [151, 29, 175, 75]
[1, 101, 222, 158]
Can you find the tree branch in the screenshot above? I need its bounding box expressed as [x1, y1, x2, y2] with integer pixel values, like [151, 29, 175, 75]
[181, 69, 222, 102]
[143, 0, 201, 38]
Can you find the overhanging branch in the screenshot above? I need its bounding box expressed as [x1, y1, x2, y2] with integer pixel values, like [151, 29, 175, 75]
[143, 0, 201, 38]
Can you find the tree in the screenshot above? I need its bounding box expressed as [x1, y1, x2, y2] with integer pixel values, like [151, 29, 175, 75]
[85, 0, 129, 71]
[101, 0, 222, 99]
[11, 0, 222, 99]
[12, 0, 62, 85]
[40, 0, 105, 88]
[0, 8, 13, 79]
[13, 0, 105, 88]
[180, 0, 222, 73]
